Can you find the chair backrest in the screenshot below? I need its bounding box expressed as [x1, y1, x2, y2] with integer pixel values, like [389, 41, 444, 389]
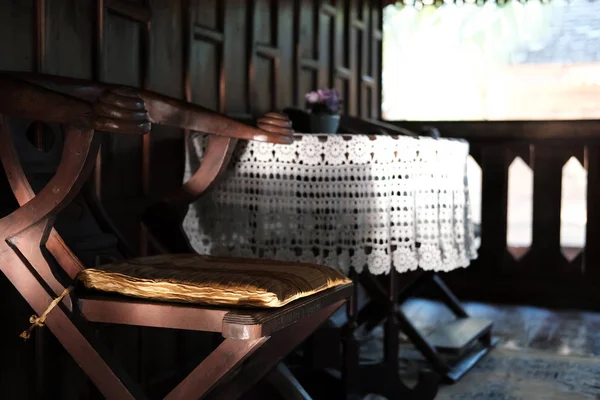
[0, 119, 99, 295]
[1, 117, 130, 267]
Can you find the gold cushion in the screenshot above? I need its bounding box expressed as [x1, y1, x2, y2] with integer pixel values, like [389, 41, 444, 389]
[76, 254, 351, 308]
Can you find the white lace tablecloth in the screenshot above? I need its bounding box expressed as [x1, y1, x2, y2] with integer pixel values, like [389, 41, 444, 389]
[183, 133, 478, 275]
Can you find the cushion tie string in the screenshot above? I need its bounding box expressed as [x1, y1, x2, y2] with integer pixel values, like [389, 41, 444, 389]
[20, 287, 73, 340]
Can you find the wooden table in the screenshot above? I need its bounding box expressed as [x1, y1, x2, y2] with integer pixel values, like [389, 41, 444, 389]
[185, 133, 495, 399]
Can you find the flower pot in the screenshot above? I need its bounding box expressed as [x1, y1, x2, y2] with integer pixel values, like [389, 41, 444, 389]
[309, 113, 340, 134]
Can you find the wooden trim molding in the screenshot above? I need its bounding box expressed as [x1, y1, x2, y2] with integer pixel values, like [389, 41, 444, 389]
[393, 120, 600, 141]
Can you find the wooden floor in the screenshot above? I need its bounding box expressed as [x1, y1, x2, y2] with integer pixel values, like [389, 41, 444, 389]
[291, 297, 600, 400]
[390, 298, 600, 400]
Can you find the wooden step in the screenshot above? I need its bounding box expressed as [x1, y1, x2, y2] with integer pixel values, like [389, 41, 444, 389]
[426, 317, 492, 355]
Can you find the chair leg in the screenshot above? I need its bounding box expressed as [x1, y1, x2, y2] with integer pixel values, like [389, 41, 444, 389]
[204, 301, 345, 400]
[0, 250, 147, 400]
[163, 337, 269, 399]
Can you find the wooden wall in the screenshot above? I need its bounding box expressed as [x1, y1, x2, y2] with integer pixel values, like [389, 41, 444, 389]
[0, 0, 382, 251]
[0, 0, 382, 397]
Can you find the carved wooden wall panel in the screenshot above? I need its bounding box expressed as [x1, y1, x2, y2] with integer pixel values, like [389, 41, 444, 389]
[101, 9, 146, 251]
[146, 0, 184, 197]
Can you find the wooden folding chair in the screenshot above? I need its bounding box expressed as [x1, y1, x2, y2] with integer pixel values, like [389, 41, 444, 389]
[0, 72, 353, 399]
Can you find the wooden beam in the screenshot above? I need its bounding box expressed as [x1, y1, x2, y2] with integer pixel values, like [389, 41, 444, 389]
[394, 120, 600, 142]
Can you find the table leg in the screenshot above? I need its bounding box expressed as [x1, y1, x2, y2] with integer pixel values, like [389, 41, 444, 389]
[384, 270, 399, 368]
[358, 270, 440, 400]
[342, 269, 361, 400]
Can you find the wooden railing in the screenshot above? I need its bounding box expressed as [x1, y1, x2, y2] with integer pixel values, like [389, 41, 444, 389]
[395, 120, 600, 310]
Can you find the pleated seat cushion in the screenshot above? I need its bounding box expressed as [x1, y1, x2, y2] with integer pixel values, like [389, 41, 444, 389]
[76, 254, 351, 308]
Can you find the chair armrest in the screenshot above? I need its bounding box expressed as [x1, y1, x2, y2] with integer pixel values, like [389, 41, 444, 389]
[141, 94, 293, 144]
[161, 112, 294, 206]
[0, 74, 150, 135]
[3, 72, 294, 144]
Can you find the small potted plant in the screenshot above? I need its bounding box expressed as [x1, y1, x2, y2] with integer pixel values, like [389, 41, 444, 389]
[305, 88, 342, 133]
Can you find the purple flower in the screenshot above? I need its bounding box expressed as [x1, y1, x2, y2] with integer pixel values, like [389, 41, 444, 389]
[305, 88, 342, 114]
[316, 88, 336, 99]
[305, 91, 320, 103]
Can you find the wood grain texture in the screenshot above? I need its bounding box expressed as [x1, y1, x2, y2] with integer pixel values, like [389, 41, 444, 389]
[397, 120, 600, 142]
[0, 1, 379, 398]
[0, 0, 34, 71]
[390, 119, 600, 308]
[45, 0, 94, 78]
[0, 72, 337, 399]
